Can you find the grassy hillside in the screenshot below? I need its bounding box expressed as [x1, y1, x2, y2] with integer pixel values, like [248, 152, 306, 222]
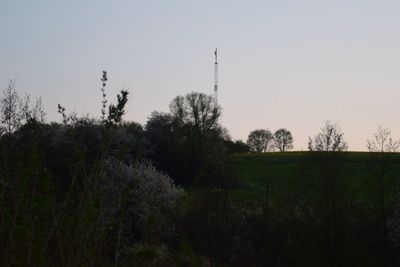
[230, 152, 400, 207]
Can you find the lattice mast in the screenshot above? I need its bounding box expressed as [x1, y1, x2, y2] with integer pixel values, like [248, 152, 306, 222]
[214, 48, 218, 104]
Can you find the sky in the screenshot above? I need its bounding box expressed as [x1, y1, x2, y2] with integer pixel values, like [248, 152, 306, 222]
[1, 0, 400, 150]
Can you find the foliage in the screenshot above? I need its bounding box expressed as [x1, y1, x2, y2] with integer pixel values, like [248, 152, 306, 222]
[0, 79, 22, 135]
[108, 90, 129, 125]
[247, 129, 274, 152]
[274, 128, 293, 151]
[99, 159, 183, 265]
[101, 159, 183, 238]
[147, 92, 227, 186]
[100, 70, 108, 121]
[1, 80, 45, 136]
[169, 92, 220, 135]
[225, 139, 250, 153]
[232, 151, 400, 266]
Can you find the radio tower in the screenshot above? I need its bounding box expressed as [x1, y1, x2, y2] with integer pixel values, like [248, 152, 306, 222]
[214, 48, 218, 105]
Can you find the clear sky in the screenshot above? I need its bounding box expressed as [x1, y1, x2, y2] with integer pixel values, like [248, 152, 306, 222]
[1, 0, 400, 150]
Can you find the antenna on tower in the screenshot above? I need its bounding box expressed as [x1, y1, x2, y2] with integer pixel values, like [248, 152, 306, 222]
[214, 48, 218, 105]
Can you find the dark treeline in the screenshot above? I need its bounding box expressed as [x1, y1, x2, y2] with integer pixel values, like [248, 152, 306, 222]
[1, 74, 400, 266]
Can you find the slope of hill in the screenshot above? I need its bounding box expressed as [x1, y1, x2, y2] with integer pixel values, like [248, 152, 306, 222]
[231, 152, 400, 207]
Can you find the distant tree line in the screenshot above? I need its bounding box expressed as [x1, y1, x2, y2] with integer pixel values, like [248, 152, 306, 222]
[247, 128, 294, 152]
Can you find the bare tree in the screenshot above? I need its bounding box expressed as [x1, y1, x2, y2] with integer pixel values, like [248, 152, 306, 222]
[367, 125, 400, 262]
[32, 98, 46, 123]
[21, 94, 46, 123]
[273, 128, 294, 152]
[1, 80, 22, 135]
[305, 121, 348, 265]
[367, 125, 399, 153]
[308, 121, 347, 152]
[21, 94, 32, 122]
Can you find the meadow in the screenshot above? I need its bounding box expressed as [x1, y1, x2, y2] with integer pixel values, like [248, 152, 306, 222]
[231, 152, 400, 207]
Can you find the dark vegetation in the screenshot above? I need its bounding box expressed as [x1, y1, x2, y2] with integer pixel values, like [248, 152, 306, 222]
[1, 74, 400, 266]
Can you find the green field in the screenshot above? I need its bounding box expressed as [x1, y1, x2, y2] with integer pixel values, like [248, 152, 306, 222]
[231, 152, 400, 207]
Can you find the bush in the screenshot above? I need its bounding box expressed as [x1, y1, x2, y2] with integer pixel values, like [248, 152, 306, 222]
[100, 159, 184, 247]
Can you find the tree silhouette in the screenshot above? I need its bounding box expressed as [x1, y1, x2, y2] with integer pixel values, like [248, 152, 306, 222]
[1, 80, 21, 135]
[108, 90, 129, 124]
[247, 129, 274, 152]
[367, 125, 400, 264]
[274, 128, 293, 151]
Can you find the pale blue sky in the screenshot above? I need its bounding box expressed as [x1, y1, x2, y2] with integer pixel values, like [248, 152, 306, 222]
[1, 0, 400, 150]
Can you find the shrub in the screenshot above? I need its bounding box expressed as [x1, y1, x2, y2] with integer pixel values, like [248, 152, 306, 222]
[101, 159, 183, 245]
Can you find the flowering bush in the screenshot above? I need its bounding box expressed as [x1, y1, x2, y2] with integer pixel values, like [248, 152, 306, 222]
[101, 159, 183, 244]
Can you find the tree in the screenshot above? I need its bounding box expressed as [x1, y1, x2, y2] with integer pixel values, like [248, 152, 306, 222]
[145, 112, 177, 175]
[57, 71, 129, 126]
[225, 139, 250, 153]
[31, 97, 46, 123]
[308, 121, 347, 152]
[100, 159, 182, 265]
[273, 128, 293, 152]
[146, 92, 229, 185]
[108, 90, 129, 124]
[367, 125, 399, 153]
[169, 92, 220, 142]
[145, 111, 174, 144]
[146, 92, 224, 185]
[366, 125, 400, 264]
[1, 80, 22, 135]
[169, 92, 223, 183]
[305, 121, 349, 265]
[21, 94, 46, 123]
[0, 80, 45, 136]
[100, 70, 108, 122]
[247, 129, 274, 152]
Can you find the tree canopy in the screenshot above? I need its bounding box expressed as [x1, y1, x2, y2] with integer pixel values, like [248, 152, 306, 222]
[247, 129, 274, 152]
[274, 128, 293, 151]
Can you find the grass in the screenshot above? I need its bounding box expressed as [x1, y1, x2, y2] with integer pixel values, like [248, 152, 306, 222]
[230, 151, 400, 207]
